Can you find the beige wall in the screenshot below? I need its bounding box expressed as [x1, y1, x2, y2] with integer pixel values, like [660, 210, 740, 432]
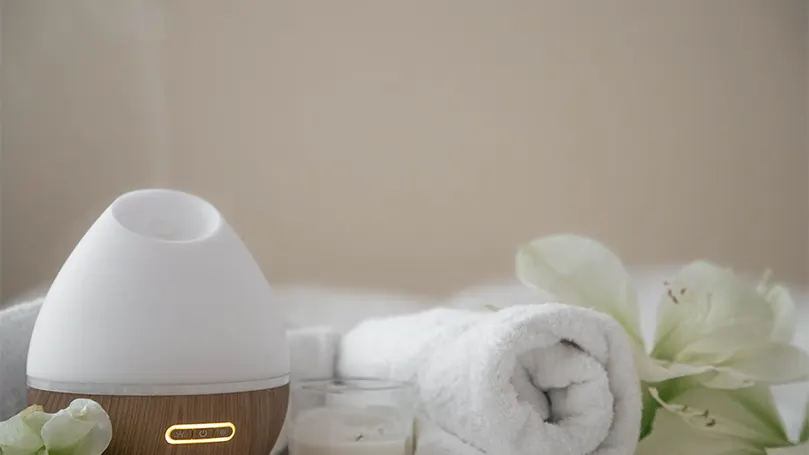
[2, 0, 807, 300]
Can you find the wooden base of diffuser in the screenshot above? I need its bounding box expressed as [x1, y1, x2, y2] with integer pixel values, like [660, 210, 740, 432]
[29, 385, 289, 455]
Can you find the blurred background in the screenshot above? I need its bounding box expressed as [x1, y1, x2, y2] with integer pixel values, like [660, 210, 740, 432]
[1, 0, 807, 301]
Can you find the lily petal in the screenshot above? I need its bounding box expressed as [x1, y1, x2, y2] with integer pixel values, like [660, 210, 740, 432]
[697, 369, 757, 389]
[633, 337, 807, 390]
[760, 284, 797, 344]
[652, 261, 775, 363]
[635, 354, 715, 384]
[516, 234, 644, 345]
[720, 344, 809, 386]
[649, 385, 791, 448]
[637, 399, 762, 455]
[767, 441, 809, 455]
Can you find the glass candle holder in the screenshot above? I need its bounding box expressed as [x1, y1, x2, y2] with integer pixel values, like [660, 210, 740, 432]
[289, 378, 416, 455]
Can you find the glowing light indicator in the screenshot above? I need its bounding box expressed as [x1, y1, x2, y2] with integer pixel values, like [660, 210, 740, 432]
[165, 422, 236, 444]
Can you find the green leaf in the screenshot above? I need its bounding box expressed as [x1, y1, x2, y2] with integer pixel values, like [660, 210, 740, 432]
[639, 385, 660, 440]
[515, 234, 644, 345]
[800, 397, 808, 443]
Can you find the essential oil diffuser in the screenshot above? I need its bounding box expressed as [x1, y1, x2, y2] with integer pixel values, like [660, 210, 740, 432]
[26, 189, 290, 455]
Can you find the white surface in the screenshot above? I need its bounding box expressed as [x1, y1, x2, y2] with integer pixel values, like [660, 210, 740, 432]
[338, 304, 641, 455]
[291, 407, 411, 455]
[26, 189, 290, 394]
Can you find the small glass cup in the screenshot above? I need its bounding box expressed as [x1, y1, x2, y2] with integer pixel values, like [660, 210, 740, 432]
[288, 377, 416, 455]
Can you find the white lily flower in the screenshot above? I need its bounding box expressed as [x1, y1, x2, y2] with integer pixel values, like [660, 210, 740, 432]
[517, 234, 809, 443]
[516, 234, 809, 389]
[636, 386, 808, 455]
[649, 262, 809, 388]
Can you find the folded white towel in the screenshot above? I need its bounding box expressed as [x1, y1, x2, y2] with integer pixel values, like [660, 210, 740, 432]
[337, 303, 641, 455]
[414, 419, 483, 455]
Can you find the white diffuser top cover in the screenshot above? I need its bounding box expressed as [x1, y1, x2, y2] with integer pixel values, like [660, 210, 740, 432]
[27, 189, 290, 395]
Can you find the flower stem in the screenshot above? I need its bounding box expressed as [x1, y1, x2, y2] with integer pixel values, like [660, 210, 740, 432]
[639, 383, 660, 440]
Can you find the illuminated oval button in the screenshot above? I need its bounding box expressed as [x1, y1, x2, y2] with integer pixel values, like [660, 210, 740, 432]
[215, 427, 233, 438]
[171, 430, 191, 439]
[165, 423, 236, 444]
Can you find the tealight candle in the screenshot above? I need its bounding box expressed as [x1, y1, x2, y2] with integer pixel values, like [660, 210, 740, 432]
[291, 407, 412, 455]
[289, 378, 415, 455]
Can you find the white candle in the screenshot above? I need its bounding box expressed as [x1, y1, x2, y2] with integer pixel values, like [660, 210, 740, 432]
[290, 407, 413, 455]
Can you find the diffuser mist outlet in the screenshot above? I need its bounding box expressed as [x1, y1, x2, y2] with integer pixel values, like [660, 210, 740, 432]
[26, 189, 290, 455]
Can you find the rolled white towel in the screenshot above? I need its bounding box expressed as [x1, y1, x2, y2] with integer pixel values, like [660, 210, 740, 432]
[337, 303, 641, 455]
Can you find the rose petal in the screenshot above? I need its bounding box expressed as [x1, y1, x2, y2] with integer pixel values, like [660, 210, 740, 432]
[41, 413, 96, 451]
[41, 399, 112, 455]
[0, 406, 47, 455]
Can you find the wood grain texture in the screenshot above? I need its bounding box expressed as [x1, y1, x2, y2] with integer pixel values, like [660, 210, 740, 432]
[29, 385, 289, 455]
